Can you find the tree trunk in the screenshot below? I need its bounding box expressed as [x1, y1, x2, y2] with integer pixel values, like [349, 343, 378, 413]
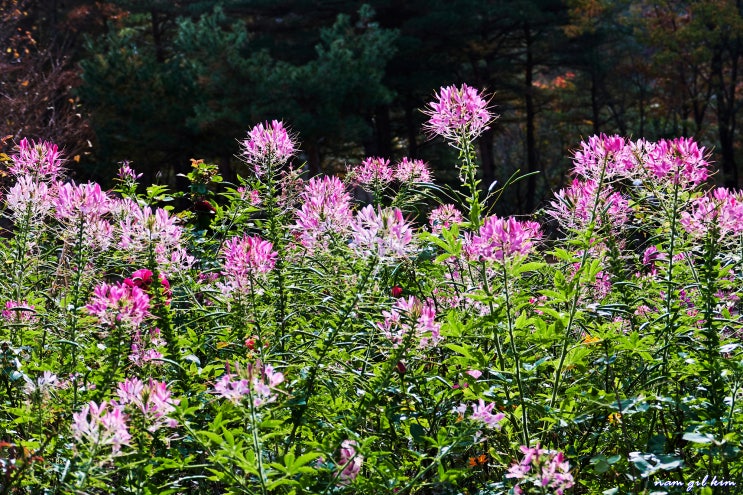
[524, 22, 538, 213]
[711, 44, 739, 187]
[306, 140, 321, 176]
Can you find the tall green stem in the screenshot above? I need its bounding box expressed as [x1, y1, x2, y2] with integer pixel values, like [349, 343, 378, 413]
[500, 260, 530, 445]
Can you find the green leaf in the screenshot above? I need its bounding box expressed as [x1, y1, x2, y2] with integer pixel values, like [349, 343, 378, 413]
[682, 432, 715, 444]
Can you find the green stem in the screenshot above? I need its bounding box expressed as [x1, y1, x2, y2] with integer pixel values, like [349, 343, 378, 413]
[500, 260, 530, 445]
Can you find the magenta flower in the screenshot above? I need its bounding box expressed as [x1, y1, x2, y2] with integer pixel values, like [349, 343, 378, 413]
[423, 83, 493, 142]
[129, 327, 165, 367]
[6, 175, 54, 223]
[643, 137, 710, 188]
[2, 300, 36, 323]
[464, 215, 542, 262]
[54, 181, 111, 220]
[10, 138, 64, 180]
[429, 204, 464, 234]
[548, 179, 631, 232]
[506, 444, 574, 495]
[220, 234, 277, 294]
[71, 400, 130, 455]
[395, 157, 432, 183]
[116, 377, 179, 432]
[117, 161, 142, 182]
[350, 206, 413, 259]
[378, 296, 442, 348]
[213, 360, 285, 408]
[572, 134, 634, 180]
[23, 371, 59, 400]
[349, 157, 395, 188]
[241, 120, 296, 176]
[116, 200, 193, 272]
[680, 187, 743, 240]
[470, 399, 505, 429]
[86, 282, 150, 327]
[337, 439, 363, 485]
[214, 373, 251, 403]
[124, 268, 172, 303]
[293, 175, 354, 252]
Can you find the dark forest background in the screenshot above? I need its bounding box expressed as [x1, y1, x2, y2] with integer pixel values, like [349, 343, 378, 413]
[2, 0, 743, 214]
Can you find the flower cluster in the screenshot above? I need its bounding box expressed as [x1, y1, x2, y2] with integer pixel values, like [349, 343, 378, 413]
[337, 440, 363, 485]
[23, 371, 59, 401]
[680, 187, 743, 240]
[116, 201, 194, 272]
[220, 234, 277, 295]
[429, 204, 464, 234]
[2, 300, 36, 323]
[9, 138, 64, 180]
[395, 157, 432, 183]
[643, 137, 710, 187]
[378, 296, 442, 348]
[213, 361, 285, 408]
[506, 444, 574, 495]
[571, 135, 712, 190]
[72, 401, 131, 455]
[572, 134, 634, 180]
[116, 377, 179, 432]
[349, 157, 395, 188]
[86, 281, 150, 327]
[117, 161, 142, 182]
[129, 327, 165, 367]
[293, 176, 354, 252]
[548, 179, 631, 233]
[241, 120, 296, 176]
[423, 83, 493, 141]
[350, 206, 413, 259]
[464, 215, 542, 262]
[6, 175, 54, 224]
[470, 399, 506, 429]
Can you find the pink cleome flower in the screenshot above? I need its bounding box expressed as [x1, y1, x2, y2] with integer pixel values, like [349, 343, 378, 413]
[470, 399, 505, 429]
[423, 83, 493, 141]
[350, 205, 413, 259]
[293, 175, 354, 252]
[349, 157, 395, 188]
[377, 296, 442, 348]
[71, 400, 131, 455]
[2, 300, 36, 323]
[220, 235, 277, 294]
[54, 181, 111, 220]
[213, 360, 285, 408]
[117, 161, 142, 182]
[506, 444, 574, 495]
[429, 204, 464, 234]
[337, 439, 363, 484]
[571, 134, 634, 180]
[643, 137, 710, 188]
[9, 138, 64, 180]
[86, 281, 150, 327]
[241, 120, 296, 176]
[6, 175, 54, 222]
[548, 179, 631, 233]
[464, 215, 542, 262]
[129, 327, 165, 367]
[680, 187, 743, 240]
[116, 377, 179, 432]
[395, 157, 432, 183]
